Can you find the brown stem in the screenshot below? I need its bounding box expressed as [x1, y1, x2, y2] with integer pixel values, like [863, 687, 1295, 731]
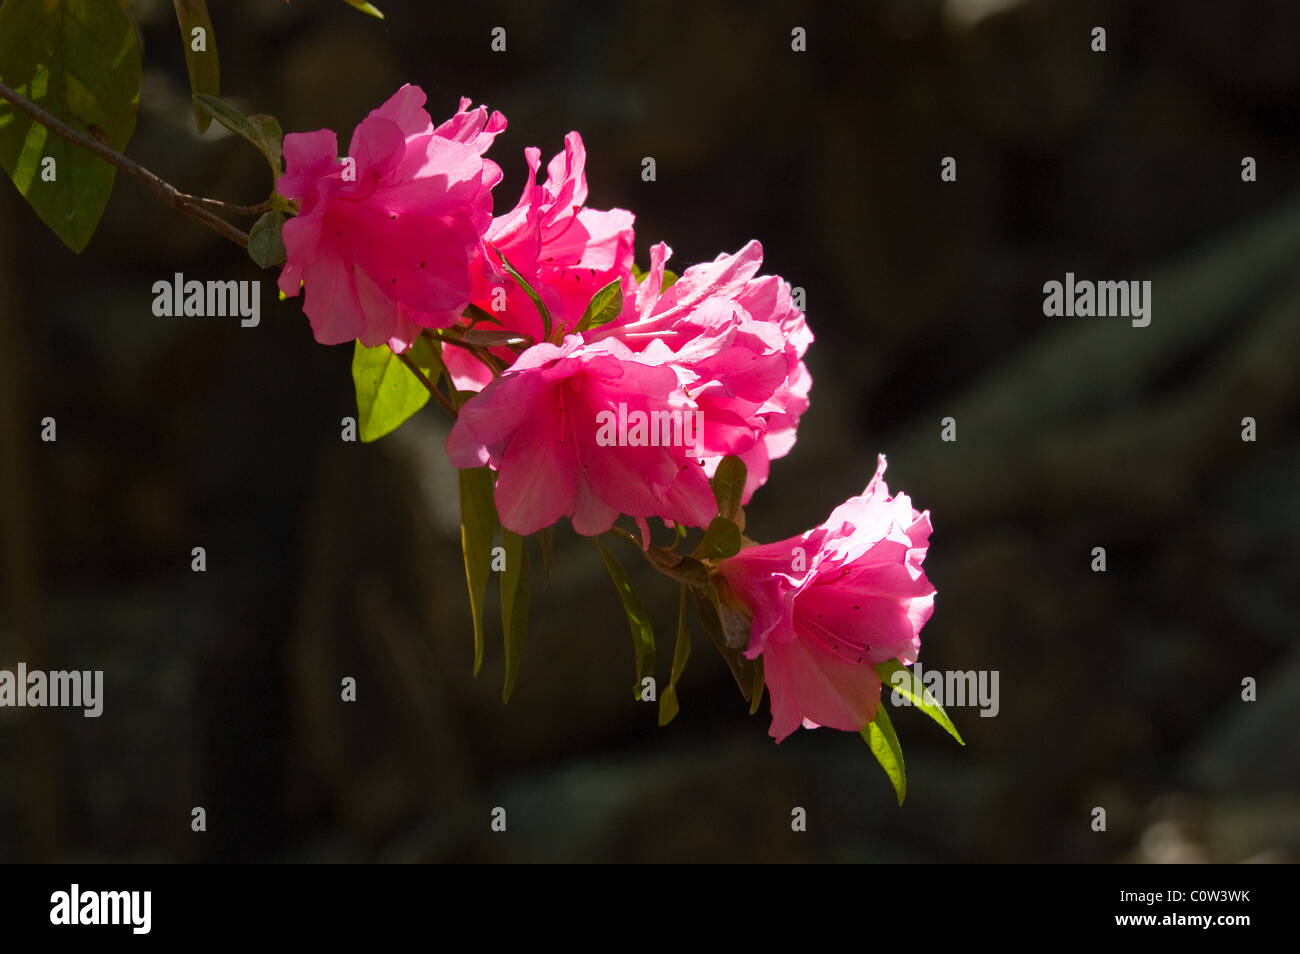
[430, 329, 509, 375]
[396, 349, 457, 419]
[0, 81, 250, 249]
[192, 196, 273, 216]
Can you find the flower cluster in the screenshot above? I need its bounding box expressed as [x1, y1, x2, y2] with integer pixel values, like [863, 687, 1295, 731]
[275, 86, 948, 779]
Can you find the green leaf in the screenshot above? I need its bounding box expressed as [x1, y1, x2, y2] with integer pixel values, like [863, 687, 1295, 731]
[341, 0, 384, 18]
[457, 328, 529, 348]
[710, 455, 747, 525]
[500, 528, 530, 702]
[489, 243, 552, 342]
[458, 466, 497, 676]
[351, 339, 441, 442]
[658, 585, 693, 726]
[247, 210, 286, 267]
[642, 545, 709, 585]
[629, 263, 677, 291]
[536, 526, 554, 588]
[748, 656, 765, 715]
[594, 537, 656, 699]
[692, 516, 742, 561]
[861, 702, 907, 806]
[0, 0, 142, 252]
[462, 302, 502, 327]
[875, 659, 965, 745]
[690, 582, 757, 702]
[173, 0, 219, 133]
[194, 94, 282, 179]
[574, 278, 623, 333]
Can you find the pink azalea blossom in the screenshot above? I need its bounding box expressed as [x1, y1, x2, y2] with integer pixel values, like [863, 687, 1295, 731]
[442, 132, 636, 391]
[277, 86, 506, 349]
[590, 241, 812, 502]
[714, 455, 935, 743]
[445, 335, 715, 536]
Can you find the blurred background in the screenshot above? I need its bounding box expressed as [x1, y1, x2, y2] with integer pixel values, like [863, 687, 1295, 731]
[0, 0, 1297, 862]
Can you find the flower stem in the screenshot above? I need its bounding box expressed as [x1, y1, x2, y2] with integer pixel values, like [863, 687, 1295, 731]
[0, 81, 250, 249]
[395, 349, 457, 420]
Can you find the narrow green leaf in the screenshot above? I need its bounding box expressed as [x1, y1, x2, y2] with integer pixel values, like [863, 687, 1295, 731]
[594, 537, 656, 699]
[173, 0, 219, 133]
[489, 243, 552, 342]
[642, 545, 709, 585]
[351, 339, 440, 442]
[661, 268, 679, 290]
[500, 529, 530, 702]
[692, 516, 742, 561]
[458, 466, 497, 676]
[195, 94, 283, 178]
[710, 455, 747, 524]
[574, 278, 623, 333]
[457, 328, 529, 348]
[630, 263, 646, 282]
[0, 0, 142, 252]
[247, 210, 286, 267]
[658, 585, 693, 726]
[341, 0, 384, 18]
[875, 659, 965, 745]
[861, 702, 907, 806]
[748, 656, 765, 715]
[691, 582, 757, 701]
[536, 526, 554, 588]
[462, 302, 502, 327]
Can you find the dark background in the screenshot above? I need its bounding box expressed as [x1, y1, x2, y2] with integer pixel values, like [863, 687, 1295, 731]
[1, 0, 1297, 862]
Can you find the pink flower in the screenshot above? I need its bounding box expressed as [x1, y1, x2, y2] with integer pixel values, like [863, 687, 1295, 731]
[445, 335, 716, 536]
[590, 241, 812, 501]
[714, 455, 935, 742]
[277, 86, 506, 349]
[442, 132, 636, 391]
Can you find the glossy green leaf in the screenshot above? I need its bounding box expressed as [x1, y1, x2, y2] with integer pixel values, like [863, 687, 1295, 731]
[658, 585, 693, 726]
[642, 545, 709, 585]
[594, 537, 656, 699]
[861, 703, 907, 806]
[173, 0, 219, 133]
[692, 516, 742, 561]
[536, 525, 554, 588]
[457, 328, 529, 348]
[461, 302, 502, 327]
[341, 0, 384, 18]
[691, 582, 757, 702]
[194, 94, 282, 178]
[489, 243, 551, 342]
[0, 0, 142, 252]
[748, 656, 765, 715]
[458, 466, 497, 676]
[574, 278, 622, 333]
[875, 659, 965, 745]
[351, 338, 441, 442]
[500, 528, 530, 702]
[247, 210, 286, 267]
[710, 455, 747, 525]
[661, 268, 678, 290]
